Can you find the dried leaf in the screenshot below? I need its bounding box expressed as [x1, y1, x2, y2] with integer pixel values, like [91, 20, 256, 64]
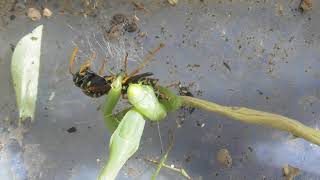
[11, 25, 43, 123]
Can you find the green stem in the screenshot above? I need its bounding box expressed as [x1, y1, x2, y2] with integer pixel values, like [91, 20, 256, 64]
[180, 96, 320, 146]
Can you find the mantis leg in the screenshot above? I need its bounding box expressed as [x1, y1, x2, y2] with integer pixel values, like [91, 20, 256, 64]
[103, 75, 123, 132]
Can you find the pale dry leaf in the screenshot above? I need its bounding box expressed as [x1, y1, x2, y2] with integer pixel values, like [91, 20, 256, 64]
[11, 25, 43, 123]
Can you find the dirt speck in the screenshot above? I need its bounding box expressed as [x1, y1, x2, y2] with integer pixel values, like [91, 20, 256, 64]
[67, 127, 77, 133]
[257, 89, 264, 95]
[185, 155, 192, 163]
[217, 148, 232, 167]
[223, 61, 231, 71]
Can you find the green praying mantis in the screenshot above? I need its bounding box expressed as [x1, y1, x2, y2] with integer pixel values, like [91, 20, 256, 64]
[98, 63, 320, 179]
[99, 74, 183, 179]
[66, 42, 320, 179]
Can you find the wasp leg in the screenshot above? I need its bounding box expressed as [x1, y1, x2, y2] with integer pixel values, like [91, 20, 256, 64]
[123, 43, 165, 83]
[79, 51, 96, 75]
[69, 47, 79, 75]
[104, 75, 115, 83]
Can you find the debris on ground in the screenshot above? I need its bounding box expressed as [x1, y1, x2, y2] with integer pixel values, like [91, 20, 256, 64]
[283, 164, 300, 180]
[178, 83, 194, 97]
[223, 61, 231, 72]
[42, 8, 53, 18]
[27, 8, 41, 21]
[178, 83, 195, 114]
[67, 126, 77, 133]
[81, 0, 101, 17]
[124, 22, 138, 33]
[300, 0, 312, 12]
[217, 148, 232, 168]
[167, 0, 178, 6]
[132, 1, 150, 13]
[276, 2, 284, 16]
[105, 13, 139, 40]
[111, 13, 128, 25]
[104, 24, 123, 40]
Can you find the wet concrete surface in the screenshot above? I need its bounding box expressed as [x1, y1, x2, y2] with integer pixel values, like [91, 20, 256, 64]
[0, 0, 320, 179]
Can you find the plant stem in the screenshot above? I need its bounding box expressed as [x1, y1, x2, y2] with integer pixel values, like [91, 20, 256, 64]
[180, 96, 320, 146]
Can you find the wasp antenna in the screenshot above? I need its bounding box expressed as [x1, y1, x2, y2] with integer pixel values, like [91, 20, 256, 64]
[69, 47, 79, 75]
[123, 43, 165, 83]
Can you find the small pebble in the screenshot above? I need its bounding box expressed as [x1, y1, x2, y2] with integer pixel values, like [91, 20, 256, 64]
[283, 164, 300, 180]
[43, 8, 53, 18]
[217, 148, 232, 168]
[300, 0, 312, 12]
[27, 8, 41, 21]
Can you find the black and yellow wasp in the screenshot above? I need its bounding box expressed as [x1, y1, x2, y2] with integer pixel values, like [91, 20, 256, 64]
[69, 43, 164, 98]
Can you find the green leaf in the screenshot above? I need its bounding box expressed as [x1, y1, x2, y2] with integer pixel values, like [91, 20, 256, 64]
[11, 25, 43, 123]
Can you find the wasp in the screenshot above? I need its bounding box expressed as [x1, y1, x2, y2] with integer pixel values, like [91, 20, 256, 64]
[69, 43, 164, 98]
